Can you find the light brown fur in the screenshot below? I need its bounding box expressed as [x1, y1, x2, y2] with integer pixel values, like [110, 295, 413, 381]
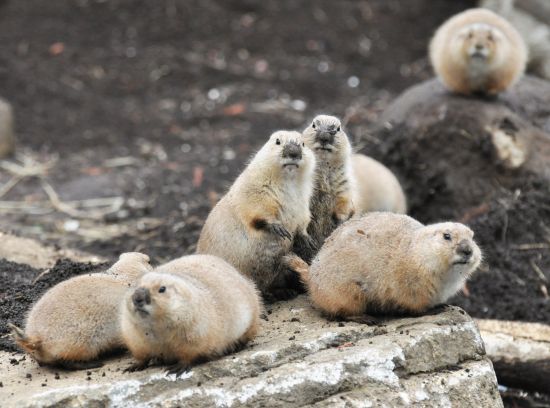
[294, 115, 356, 263]
[196, 131, 315, 297]
[120, 255, 262, 372]
[430, 8, 527, 95]
[299, 213, 482, 318]
[9, 252, 152, 368]
[351, 154, 407, 215]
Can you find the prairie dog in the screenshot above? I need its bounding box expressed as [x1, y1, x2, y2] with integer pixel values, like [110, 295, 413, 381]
[9, 252, 152, 369]
[120, 254, 261, 374]
[299, 213, 481, 319]
[351, 154, 407, 214]
[197, 130, 315, 297]
[295, 115, 356, 263]
[430, 8, 527, 95]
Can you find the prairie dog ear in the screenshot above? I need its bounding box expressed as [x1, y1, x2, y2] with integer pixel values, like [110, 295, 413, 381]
[8, 323, 41, 352]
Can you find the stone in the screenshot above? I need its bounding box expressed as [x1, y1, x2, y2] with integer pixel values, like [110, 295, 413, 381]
[1, 298, 502, 407]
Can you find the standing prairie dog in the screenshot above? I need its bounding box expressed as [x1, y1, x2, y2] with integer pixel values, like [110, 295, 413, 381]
[197, 130, 316, 298]
[430, 8, 527, 95]
[120, 254, 262, 374]
[295, 115, 356, 263]
[298, 213, 481, 320]
[9, 252, 152, 369]
[351, 154, 407, 214]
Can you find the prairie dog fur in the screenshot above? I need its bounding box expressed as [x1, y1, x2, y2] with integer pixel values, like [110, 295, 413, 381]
[9, 252, 152, 369]
[430, 8, 527, 95]
[351, 154, 406, 214]
[120, 254, 262, 373]
[299, 213, 481, 318]
[197, 130, 315, 297]
[295, 115, 356, 263]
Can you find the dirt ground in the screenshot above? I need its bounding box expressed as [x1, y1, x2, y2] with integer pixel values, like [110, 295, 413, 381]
[1, 0, 550, 405]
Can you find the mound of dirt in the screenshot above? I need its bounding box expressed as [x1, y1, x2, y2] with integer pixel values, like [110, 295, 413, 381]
[366, 77, 550, 323]
[0, 259, 107, 352]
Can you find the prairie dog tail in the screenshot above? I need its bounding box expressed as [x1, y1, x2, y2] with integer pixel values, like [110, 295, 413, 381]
[8, 323, 41, 354]
[283, 254, 310, 284]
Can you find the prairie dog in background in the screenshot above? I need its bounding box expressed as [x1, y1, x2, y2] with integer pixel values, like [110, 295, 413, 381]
[351, 153, 407, 215]
[430, 8, 527, 95]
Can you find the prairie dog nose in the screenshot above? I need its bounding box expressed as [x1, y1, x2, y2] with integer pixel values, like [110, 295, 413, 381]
[457, 240, 473, 258]
[132, 287, 151, 307]
[282, 142, 302, 160]
[316, 131, 335, 145]
[475, 43, 484, 50]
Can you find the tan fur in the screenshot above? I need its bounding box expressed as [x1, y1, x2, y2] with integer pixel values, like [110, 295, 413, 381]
[197, 130, 315, 295]
[430, 8, 527, 95]
[295, 115, 357, 263]
[351, 154, 407, 214]
[120, 254, 262, 369]
[9, 253, 152, 367]
[299, 213, 482, 317]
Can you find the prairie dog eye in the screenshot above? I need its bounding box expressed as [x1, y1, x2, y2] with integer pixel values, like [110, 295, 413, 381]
[302, 142, 305, 147]
[443, 233, 452, 241]
[158, 286, 166, 293]
[337, 126, 341, 132]
[312, 122, 316, 129]
[276, 138, 281, 145]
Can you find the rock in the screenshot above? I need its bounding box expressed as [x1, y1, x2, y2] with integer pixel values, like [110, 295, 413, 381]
[373, 76, 550, 221]
[476, 319, 550, 392]
[0, 98, 15, 158]
[3, 298, 502, 407]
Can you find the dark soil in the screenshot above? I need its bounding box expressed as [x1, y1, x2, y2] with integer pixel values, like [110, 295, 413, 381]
[501, 387, 550, 408]
[0, 259, 106, 352]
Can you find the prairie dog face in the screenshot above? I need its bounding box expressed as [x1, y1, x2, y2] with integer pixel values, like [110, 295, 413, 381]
[455, 23, 504, 63]
[256, 130, 315, 175]
[302, 115, 351, 163]
[125, 272, 196, 324]
[415, 222, 481, 302]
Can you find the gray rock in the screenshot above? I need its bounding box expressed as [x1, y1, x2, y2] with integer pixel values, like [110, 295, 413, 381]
[0, 98, 15, 158]
[7, 298, 502, 408]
